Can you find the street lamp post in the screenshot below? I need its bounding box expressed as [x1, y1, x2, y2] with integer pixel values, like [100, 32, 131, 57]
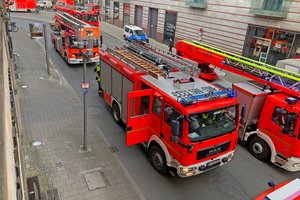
[77, 26, 94, 151]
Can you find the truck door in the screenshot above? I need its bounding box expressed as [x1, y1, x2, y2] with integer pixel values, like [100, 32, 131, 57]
[261, 103, 298, 158]
[126, 89, 153, 146]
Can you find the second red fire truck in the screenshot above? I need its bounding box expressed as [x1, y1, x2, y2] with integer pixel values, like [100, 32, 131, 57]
[51, 12, 100, 64]
[176, 40, 300, 171]
[98, 43, 239, 177]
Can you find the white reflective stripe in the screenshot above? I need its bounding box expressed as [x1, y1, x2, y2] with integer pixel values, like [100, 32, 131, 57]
[266, 178, 300, 200]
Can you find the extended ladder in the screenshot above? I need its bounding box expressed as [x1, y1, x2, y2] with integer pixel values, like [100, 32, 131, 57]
[55, 12, 91, 31]
[126, 42, 201, 77]
[181, 40, 300, 96]
[107, 47, 166, 79]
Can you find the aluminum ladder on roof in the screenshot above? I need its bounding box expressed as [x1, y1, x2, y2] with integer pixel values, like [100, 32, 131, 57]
[183, 40, 300, 94]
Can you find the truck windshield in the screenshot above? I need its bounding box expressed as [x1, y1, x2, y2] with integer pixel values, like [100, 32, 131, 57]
[83, 14, 98, 22]
[134, 30, 145, 36]
[188, 105, 238, 142]
[69, 36, 99, 48]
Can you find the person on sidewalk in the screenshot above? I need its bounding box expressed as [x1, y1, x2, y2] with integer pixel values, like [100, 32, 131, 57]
[94, 65, 103, 96]
[168, 38, 174, 54]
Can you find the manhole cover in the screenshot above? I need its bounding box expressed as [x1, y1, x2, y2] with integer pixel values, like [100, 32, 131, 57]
[83, 170, 107, 191]
[32, 140, 42, 147]
[87, 107, 101, 115]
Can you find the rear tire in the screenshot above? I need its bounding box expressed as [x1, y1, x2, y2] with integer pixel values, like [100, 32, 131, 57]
[248, 136, 270, 161]
[112, 102, 121, 124]
[149, 145, 167, 174]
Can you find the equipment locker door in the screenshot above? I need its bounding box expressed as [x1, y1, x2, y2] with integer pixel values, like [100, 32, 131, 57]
[126, 89, 153, 146]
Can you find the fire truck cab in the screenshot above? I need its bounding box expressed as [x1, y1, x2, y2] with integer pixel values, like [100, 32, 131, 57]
[99, 45, 239, 177]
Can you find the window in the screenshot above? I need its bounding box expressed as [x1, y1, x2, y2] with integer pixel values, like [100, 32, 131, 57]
[152, 97, 162, 115]
[130, 96, 150, 117]
[243, 25, 300, 65]
[272, 107, 298, 136]
[163, 105, 183, 137]
[264, 0, 283, 11]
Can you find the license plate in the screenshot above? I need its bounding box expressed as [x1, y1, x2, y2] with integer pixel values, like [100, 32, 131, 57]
[207, 159, 220, 167]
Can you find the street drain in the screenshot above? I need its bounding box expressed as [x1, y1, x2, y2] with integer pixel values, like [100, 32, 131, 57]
[109, 145, 119, 153]
[55, 161, 64, 169]
[27, 176, 40, 200]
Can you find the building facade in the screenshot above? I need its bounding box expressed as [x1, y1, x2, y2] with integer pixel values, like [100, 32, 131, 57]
[101, 0, 300, 65]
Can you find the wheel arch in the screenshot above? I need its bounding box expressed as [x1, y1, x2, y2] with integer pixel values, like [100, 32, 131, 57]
[147, 135, 172, 166]
[244, 130, 276, 162]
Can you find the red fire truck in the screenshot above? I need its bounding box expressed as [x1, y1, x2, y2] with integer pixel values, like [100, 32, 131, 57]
[54, 3, 99, 27]
[176, 40, 300, 171]
[51, 12, 100, 64]
[98, 43, 239, 177]
[6, 0, 36, 12]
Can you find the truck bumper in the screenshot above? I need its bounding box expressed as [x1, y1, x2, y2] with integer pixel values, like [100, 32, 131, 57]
[281, 156, 300, 172]
[172, 150, 235, 177]
[69, 56, 99, 64]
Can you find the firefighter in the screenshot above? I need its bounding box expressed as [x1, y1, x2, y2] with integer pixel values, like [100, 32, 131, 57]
[94, 65, 103, 96]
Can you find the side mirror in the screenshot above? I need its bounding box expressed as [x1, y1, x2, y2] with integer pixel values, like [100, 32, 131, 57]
[171, 120, 180, 136]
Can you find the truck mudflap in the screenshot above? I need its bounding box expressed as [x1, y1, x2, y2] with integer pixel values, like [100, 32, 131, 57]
[170, 150, 235, 177]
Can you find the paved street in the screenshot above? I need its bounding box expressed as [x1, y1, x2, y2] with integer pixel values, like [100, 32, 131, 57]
[10, 11, 300, 200]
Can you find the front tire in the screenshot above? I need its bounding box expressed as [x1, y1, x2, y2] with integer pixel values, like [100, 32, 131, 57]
[248, 136, 270, 161]
[149, 145, 167, 174]
[112, 102, 121, 124]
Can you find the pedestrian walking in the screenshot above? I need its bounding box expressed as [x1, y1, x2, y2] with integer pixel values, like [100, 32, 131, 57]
[94, 65, 103, 96]
[168, 38, 173, 53]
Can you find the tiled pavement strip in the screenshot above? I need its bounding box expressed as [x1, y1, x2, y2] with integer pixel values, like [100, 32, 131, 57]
[12, 13, 150, 200]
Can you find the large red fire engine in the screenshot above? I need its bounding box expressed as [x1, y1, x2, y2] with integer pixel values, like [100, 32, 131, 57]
[99, 42, 239, 177]
[6, 0, 36, 12]
[54, 3, 99, 27]
[176, 40, 300, 171]
[51, 12, 100, 64]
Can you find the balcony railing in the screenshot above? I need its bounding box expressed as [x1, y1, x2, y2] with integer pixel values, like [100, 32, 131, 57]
[250, 0, 291, 18]
[186, 0, 207, 8]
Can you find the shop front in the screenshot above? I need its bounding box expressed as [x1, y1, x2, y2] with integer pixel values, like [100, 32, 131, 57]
[243, 25, 300, 65]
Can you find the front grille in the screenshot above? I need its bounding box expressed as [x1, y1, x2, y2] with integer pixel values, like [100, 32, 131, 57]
[197, 141, 231, 160]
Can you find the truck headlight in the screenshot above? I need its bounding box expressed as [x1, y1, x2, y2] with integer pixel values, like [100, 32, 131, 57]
[292, 163, 300, 168]
[179, 167, 195, 177]
[72, 54, 76, 58]
[227, 152, 235, 161]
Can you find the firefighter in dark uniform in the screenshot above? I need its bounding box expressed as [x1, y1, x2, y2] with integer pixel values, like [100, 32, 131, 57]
[94, 65, 103, 95]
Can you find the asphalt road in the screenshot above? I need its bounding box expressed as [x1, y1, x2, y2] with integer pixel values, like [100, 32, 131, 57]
[10, 12, 300, 200]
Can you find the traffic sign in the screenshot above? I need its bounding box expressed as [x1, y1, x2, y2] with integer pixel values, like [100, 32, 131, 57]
[81, 82, 90, 89]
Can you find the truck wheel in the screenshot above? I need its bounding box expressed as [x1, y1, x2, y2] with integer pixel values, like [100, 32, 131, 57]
[123, 35, 127, 41]
[248, 136, 270, 161]
[112, 102, 121, 124]
[149, 145, 167, 174]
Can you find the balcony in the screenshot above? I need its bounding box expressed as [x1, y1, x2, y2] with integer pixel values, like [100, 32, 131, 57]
[186, 0, 207, 9]
[250, 0, 291, 18]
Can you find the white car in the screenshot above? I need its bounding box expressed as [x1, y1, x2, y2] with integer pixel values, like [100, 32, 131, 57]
[123, 25, 149, 43]
[37, 0, 53, 9]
